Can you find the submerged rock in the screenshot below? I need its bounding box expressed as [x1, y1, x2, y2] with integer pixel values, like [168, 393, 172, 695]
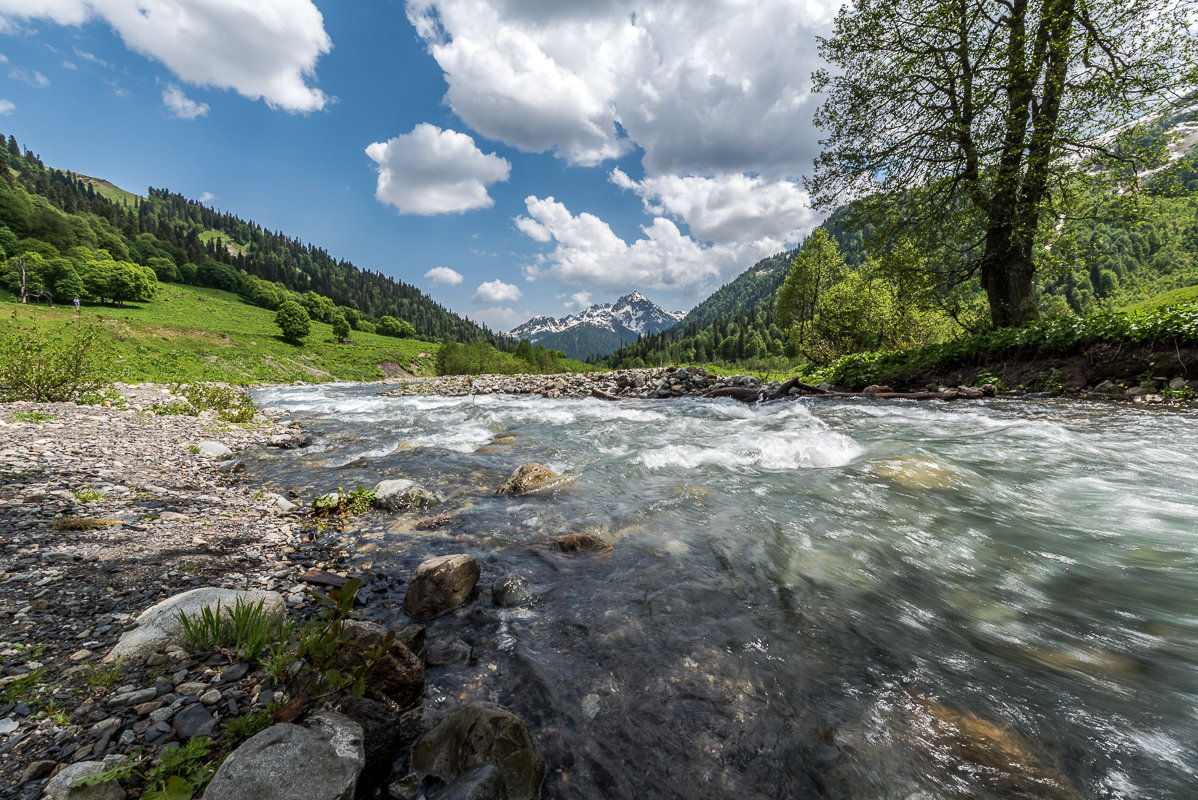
[495, 464, 567, 496]
[413, 701, 544, 800]
[491, 574, 534, 608]
[203, 712, 365, 800]
[404, 554, 481, 620]
[374, 479, 442, 511]
[902, 692, 1083, 800]
[870, 456, 957, 490]
[433, 763, 508, 800]
[550, 532, 612, 553]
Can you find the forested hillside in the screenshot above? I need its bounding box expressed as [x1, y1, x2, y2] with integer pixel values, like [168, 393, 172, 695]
[0, 132, 491, 342]
[606, 149, 1198, 370]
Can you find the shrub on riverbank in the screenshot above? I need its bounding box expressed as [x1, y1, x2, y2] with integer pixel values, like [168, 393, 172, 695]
[801, 301, 1198, 389]
[0, 318, 114, 402]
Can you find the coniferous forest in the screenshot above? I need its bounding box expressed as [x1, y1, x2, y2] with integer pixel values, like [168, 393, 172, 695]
[0, 132, 495, 344]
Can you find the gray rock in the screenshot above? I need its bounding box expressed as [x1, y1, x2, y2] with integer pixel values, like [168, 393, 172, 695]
[43, 761, 124, 800]
[193, 440, 233, 459]
[105, 587, 284, 664]
[21, 759, 56, 782]
[495, 464, 566, 496]
[107, 687, 158, 708]
[203, 712, 365, 800]
[1169, 377, 1188, 389]
[387, 774, 425, 800]
[267, 493, 298, 513]
[491, 574, 533, 608]
[1093, 379, 1120, 394]
[374, 479, 442, 512]
[172, 703, 215, 740]
[216, 458, 246, 474]
[413, 701, 544, 800]
[404, 554, 480, 620]
[336, 620, 425, 709]
[427, 637, 472, 667]
[432, 764, 508, 800]
[0, 717, 17, 735]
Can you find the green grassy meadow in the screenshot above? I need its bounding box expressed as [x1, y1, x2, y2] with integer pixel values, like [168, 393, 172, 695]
[1, 283, 439, 384]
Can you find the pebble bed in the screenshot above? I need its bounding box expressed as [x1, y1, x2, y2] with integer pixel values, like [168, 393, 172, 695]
[0, 386, 348, 799]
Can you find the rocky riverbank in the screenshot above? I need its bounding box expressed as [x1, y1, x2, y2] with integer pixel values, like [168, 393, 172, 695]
[383, 365, 1198, 407]
[0, 386, 340, 798]
[0, 385, 552, 800]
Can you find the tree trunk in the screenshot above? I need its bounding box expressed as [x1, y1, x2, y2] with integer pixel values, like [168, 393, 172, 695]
[980, 223, 1039, 329]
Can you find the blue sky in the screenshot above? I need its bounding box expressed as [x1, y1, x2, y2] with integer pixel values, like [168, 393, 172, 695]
[0, 0, 839, 331]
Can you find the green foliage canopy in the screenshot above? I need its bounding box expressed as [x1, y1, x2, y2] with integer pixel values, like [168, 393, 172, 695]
[275, 300, 311, 344]
[810, 0, 1198, 328]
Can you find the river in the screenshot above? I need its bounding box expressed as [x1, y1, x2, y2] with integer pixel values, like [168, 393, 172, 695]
[248, 384, 1198, 799]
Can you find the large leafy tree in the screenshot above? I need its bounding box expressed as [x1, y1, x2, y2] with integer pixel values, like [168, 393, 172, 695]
[809, 0, 1197, 328]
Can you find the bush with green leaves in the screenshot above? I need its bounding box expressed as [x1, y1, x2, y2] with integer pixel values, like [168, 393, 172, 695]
[151, 382, 257, 423]
[0, 318, 115, 402]
[801, 301, 1198, 389]
[274, 299, 311, 344]
[312, 486, 376, 518]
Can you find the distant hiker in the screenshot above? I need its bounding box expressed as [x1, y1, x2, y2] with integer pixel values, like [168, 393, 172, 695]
[73, 297, 80, 312]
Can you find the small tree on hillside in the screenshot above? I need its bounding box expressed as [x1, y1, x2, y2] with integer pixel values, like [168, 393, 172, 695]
[331, 313, 351, 343]
[275, 300, 311, 344]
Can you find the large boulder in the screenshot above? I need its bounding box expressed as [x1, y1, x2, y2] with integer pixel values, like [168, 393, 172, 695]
[495, 464, 567, 496]
[374, 479, 442, 511]
[193, 440, 233, 459]
[203, 712, 365, 800]
[335, 619, 425, 709]
[413, 702, 544, 800]
[43, 761, 123, 800]
[404, 555, 480, 621]
[105, 587, 284, 664]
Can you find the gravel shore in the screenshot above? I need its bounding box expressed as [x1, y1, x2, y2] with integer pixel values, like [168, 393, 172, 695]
[0, 386, 345, 799]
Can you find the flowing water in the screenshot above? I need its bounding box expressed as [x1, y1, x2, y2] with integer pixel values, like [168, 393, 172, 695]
[249, 384, 1198, 799]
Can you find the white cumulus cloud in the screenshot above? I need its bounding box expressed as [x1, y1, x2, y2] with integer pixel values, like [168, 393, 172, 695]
[425, 266, 464, 285]
[366, 123, 511, 215]
[162, 84, 209, 119]
[405, 0, 838, 177]
[472, 279, 522, 304]
[515, 194, 800, 297]
[610, 169, 817, 246]
[565, 291, 591, 310]
[0, 99, 13, 114]
[0, 0, 332, 112]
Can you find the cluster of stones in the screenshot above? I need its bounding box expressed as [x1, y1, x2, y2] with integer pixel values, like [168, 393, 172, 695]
[1, 391, 555, 800]
[386, 366, 1198, 407]
[37, 549, 544, 800]
[0, 387, 342, 799]
[384, 367, 768, 400]
[1084, 376, 1198, 407]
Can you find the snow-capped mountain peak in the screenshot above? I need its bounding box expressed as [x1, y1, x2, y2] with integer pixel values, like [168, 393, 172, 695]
[507, 292, 686, 358]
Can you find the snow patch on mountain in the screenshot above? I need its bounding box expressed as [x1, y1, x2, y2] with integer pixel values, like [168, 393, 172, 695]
[509, 291, 685, 341]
